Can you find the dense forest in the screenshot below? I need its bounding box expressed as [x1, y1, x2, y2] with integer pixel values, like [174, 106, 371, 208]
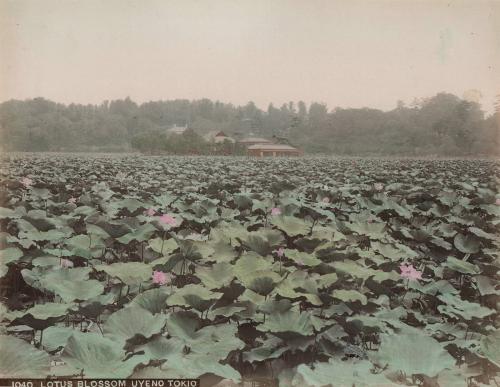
[0, 93, 498, 156]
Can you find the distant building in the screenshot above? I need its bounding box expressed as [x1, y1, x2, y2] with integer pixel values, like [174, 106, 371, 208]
[205, 131, 235, 143]
[167, 124, 188, 135]
[238, 137, 273, 147]
[247, 143, 302, 157]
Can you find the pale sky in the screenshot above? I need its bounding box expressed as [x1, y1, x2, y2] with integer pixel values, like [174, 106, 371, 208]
[1, 0, 499, 114]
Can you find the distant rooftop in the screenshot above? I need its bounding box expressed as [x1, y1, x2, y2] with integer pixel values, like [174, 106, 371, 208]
[238, 137, 273, 144]
[247, 144, 299, 151]
[204, 130, 235, 143]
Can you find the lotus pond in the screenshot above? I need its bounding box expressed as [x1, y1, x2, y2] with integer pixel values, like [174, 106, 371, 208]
[0, 154, 499, 386]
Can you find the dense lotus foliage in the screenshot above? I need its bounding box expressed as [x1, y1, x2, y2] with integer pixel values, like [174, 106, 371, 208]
[0, 154, 499, 386]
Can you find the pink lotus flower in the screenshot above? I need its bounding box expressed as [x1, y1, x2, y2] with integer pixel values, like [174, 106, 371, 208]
[496, 198, 500, 205]
[159, 214, 177, 227]
[60, 259, 74, 268]
[152, 270, 172, 285]
[145, 208, 156, 216]
[68, 197, 77, 204]
[374, 183, 384, 191]
[276, 247, 284, 258]
[400, 263, 422, 280]
[322, 197, 330, 203]
[271, 207, 281, 216]
[21, 177, 33, 188]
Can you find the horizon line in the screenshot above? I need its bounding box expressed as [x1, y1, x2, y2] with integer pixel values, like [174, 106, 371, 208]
[0, 91, 494, 115]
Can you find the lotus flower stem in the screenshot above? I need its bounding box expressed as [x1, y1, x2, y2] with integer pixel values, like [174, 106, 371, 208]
[401, 279, 410, 302]
[118, 282, 124, 301]
[267, 360, 275, 379]
[38, 329, 43, 348]
[96, 320, 103, 335]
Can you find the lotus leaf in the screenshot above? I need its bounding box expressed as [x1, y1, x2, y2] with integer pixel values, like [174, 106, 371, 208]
[438, 293, 495, 320]
[43, 326, 77, 351]
[257, 309, 314, 337]
[135, 336, 185, 361]
[0, 335, 51, 377]
[103, 306, 167, 344]
[475, 275, 499, 296]
[295, 359, 392, 387]
[197, 262, 235, 289]
[454, 233, 481, 254]
[42, 278, 104, 303]
[117, 223, 157, 244]
[347, 221, 386, 239]
[271, 215, 311, 237]
[130, 287, 170, 314]
[94, 262, 152, 285]
[148, 237, 178, 255]
[444, 256, 480, 275]
[234, 252, 273, 278]
[332, 289, 368, 305]
[284, 249, 321, 267]
[480, 329, 500, 367]
[62, 332, 145, 377]
[167, 284, 222, 310]
[241, 270, 281, 296]
[372, 332, 455, 377]
[1, 247, 23, 264]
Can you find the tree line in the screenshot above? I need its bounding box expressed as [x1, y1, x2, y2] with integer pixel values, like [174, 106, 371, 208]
[0, 93, 497, 156]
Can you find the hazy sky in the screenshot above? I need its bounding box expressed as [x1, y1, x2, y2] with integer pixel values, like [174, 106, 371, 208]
[1, 0, 499, 113]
